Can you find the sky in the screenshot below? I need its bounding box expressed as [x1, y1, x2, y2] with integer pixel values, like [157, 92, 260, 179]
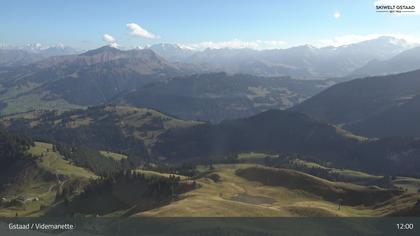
[1, 0, 420, 50]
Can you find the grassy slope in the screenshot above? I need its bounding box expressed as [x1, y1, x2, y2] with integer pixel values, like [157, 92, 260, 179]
[293, 159, 420, 196]
[0, 105, 202, 153]
[235, 166, 401, 206]
[136, 164, 420, 217]
[237, 153, 384, 184]
[108, 106, 202, 147]
[0, 94, 81, 115]
[30, 142, 96, 178]
[1, 140, 418, 218]
[47, 169, 193, 217]
[3, 159, 418, 217]
[0, 142, 97, 217]
[237, 152, 277, 163]
[0, 82, 81, 116]
[393, 177, 420, 193]
[334, 126, 368, 142]
[133, 169, 187, 180]
[292, 159, 383, 182]
[136, 164, 416, 217]
[100, 151, 127, 161]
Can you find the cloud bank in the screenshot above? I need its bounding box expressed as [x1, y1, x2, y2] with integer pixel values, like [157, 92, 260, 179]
[319, 34, 420, 47]
[180, 39, 287, 51]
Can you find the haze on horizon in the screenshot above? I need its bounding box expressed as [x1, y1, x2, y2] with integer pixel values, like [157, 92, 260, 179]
[1, 0, 420, 51]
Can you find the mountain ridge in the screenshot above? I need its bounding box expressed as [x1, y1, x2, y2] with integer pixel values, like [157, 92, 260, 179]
[148, 36, 413, 79]
[294, 69, 420, 137]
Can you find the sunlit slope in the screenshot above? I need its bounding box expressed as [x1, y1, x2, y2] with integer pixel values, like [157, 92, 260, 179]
[0, 142, 97, 217]
[137, 164, 420, 217]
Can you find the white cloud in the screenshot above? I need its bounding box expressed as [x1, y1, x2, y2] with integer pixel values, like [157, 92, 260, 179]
[102, 34, 119, 48]
[180, 39, 287, 51]
[374, 0, 419, 15]
[334, 11, 341, 19]
[126, 23, 157, 39]
[102, 34, 115, 43]
[318, 33, 420, 47]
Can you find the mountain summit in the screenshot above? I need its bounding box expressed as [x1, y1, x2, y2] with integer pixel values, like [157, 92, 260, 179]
[81, 45, 121, 56]
[148, 37, 413, 79]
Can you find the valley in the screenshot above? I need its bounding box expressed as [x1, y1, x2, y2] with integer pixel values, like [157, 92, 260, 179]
[3, 2, 420, 235]
[1, 99, 420, 218]
[2, 36, 420, 219]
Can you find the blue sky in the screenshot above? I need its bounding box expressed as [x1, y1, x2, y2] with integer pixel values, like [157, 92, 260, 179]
[1, 0, 419, 49]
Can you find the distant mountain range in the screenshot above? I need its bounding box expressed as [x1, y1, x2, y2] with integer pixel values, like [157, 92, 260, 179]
[0, 47, 329, 121]
[1, 37, 420, 123]
[2, 36, 418, 80]
[0, 44, 80, 66]
[0, 46, 196, 115]
[148, 36, 415, 79]
[3, 36, 420, 218]
[148, 43, 195, 62]
[350, 46, 420, 78]
[294, 69, 420, 138]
